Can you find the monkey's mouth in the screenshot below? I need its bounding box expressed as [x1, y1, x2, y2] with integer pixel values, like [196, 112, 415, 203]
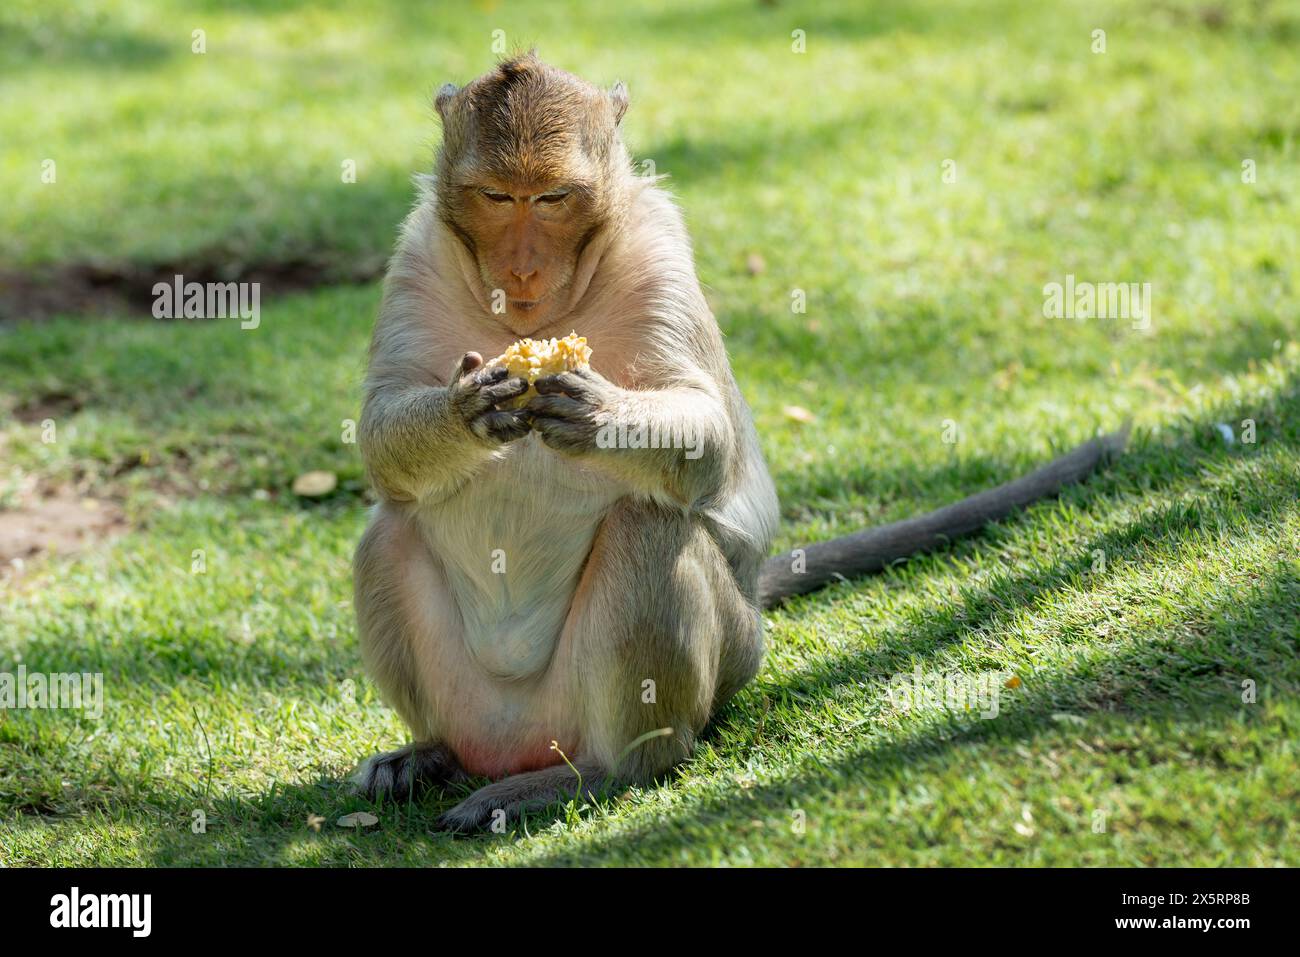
[509, 298, 542, 311]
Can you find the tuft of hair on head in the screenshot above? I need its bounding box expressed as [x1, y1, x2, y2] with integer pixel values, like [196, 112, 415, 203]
[481, 49, 550, 105]
[497, 47, 542, 77]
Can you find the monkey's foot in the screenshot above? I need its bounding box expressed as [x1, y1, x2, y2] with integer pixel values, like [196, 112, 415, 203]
[435, 797, 496, 833]
[352, 743, 465, 800]
[433, 763, 607, 833]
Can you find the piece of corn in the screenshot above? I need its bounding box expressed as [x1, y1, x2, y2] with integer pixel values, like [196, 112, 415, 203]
[486, 332, 592, 408]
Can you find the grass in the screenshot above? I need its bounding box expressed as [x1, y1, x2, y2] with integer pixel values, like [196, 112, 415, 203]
[1, 0, 1298, 865]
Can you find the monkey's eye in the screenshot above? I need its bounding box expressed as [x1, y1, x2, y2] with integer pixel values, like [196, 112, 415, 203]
[479, 189, 513, 203]
[535, 190, 570, 205]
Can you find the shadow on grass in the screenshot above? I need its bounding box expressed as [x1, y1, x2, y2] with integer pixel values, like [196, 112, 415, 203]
[528, 568, 1297, 866]
[755, 451, 1297, 717]
[92, 376, 1294, 865]
[0, 174, 406, 321]
[128, 482, 1294, 865]
[514, 436, 1297, 864]
[0, 16, 174, 72]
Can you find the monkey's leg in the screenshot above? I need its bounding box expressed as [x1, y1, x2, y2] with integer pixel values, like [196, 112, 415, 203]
[435, 761, 606, 833]
[435, 499, 760, 831]
[576, 499, 762, 781]
[352, 504, 467, 799]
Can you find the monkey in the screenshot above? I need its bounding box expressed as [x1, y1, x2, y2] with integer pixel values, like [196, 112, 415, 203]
[352, 53, 1125, 831]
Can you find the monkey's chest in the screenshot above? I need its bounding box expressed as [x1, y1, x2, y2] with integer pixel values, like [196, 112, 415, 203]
[421, 435, 622, 680]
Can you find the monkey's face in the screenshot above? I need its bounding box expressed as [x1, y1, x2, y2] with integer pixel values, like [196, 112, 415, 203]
[457, 176, 597, 332]
[434, 55, 630, 334]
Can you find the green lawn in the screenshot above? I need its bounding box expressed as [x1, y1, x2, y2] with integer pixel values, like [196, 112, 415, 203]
[1, 0, 1298, 865]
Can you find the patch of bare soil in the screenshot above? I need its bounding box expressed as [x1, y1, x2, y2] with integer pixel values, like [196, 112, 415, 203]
[0, 256, 384, 322]
[0, 494, 127, 575]
[12, 390, 85, 424]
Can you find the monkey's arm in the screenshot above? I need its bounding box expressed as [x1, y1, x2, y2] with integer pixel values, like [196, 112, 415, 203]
[528, 369, 734, 507]
[359, 365, 529, 503]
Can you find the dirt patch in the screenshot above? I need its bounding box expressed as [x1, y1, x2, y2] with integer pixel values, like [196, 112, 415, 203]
[12, 390, 85, 424]
[0, 256, 384, 322]
[0, 494, 127, 574]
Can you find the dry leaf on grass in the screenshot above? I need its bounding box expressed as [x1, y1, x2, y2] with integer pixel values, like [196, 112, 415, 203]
[337, 811, 379, 828]
[293, 470, 337, 497]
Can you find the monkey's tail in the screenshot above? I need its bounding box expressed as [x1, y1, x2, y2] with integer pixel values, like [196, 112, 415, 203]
[757, 423, 1131, 609]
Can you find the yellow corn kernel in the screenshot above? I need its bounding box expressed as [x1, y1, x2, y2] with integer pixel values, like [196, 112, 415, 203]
[486, 332, 592, 408]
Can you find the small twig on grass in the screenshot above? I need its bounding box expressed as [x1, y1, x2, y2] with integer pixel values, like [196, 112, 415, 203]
[191, 705, 214, 806]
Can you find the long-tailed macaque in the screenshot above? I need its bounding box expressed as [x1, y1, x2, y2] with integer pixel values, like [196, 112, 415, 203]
[353, 54, 1125, 831]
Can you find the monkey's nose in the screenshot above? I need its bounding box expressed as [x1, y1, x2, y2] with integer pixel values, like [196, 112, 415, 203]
[510, 268, 538, 283]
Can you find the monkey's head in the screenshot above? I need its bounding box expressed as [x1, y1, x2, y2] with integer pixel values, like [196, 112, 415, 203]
[433, 53, 631, 333]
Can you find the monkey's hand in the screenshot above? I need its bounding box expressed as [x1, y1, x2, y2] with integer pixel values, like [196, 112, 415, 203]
[529, 368, 733, 507]
[526, 368, 617, 454]
[451, 352, 532, 445]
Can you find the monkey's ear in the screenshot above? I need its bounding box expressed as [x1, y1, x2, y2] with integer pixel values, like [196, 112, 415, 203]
[609, 81, 629, 125]
[435, 82, 459, 121]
